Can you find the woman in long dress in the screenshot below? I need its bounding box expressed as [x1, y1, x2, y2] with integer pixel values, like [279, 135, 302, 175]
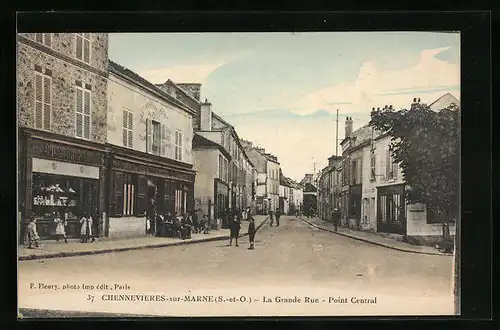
[54, 212, 68, 243]
[80, 212, 95, 243]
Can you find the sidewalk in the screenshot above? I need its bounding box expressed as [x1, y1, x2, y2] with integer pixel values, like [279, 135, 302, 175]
[299, 216, 452, 256]
[19, 216, 268, 261]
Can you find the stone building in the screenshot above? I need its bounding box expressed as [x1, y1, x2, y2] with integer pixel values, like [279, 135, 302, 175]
[279, 169, 293, 215]
[105, 61, 196, 238]
[17, 33, 109, 242]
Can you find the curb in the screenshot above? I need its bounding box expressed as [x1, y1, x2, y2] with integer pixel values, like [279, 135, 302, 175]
[19, 216, 269, 261]
[298, 217, 452, 257]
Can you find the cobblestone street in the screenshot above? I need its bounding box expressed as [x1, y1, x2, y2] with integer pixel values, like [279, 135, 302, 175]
[19, 216, 454, 316]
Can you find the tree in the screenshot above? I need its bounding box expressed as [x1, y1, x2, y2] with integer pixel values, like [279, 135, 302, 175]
[369, 102, 460, 242]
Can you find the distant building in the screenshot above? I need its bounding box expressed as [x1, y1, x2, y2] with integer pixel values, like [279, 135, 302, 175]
[317, 155, 342, 221]
[242, 141, 280, 215]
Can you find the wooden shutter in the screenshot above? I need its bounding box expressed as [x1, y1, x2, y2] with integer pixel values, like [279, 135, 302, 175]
[160, 123, 166, 156]
[44, 33, 51, 47]
[128, 111, 133, 148]
[83, 37, 90, 63]
[146, 118, 153, 153]
[76, 34, 83, 60]
[83, 90, 91, 139]
[135, 175, 147, 216]
[43, 76, 51, 130]
[113, 172, 124, 217]
[386, 149, 391, 179]
[34, 73, 43, 129]
[122, 110, 128, 146]
[76, 88, 83, 137]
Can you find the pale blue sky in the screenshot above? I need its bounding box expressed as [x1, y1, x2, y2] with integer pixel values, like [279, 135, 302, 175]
[109, 32, 460, 180]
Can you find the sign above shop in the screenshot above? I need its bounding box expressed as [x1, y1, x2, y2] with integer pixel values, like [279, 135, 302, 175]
[29, 139, 102, 166]
[32, 158, 100, 179]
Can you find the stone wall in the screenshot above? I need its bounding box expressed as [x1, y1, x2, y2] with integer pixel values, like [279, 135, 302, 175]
[108, 216, 146, 239]
[17, 33, 108, 144]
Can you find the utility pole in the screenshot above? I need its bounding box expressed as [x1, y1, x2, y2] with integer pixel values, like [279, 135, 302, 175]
[336, 109, 339, 156]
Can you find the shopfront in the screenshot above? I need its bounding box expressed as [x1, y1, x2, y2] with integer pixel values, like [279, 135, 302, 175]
[106, 146, 195, 238]
[19, 129, 106, 242]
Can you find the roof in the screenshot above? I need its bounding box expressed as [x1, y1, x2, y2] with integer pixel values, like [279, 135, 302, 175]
[163, 79, 201, 105]
[192, 133, 232, 161]
[108, 60, 197, 117]
[429, 93, 460, 111]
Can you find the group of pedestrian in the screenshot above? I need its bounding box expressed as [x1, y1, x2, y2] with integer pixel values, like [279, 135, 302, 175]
[226, 207, 256, 250]
[25, 211, 96, 249]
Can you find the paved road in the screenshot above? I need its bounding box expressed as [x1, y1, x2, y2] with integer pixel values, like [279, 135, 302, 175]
[18, 216, 454, 317]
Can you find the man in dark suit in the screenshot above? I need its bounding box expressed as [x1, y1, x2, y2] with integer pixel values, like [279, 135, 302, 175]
[275, 209, 281, 227]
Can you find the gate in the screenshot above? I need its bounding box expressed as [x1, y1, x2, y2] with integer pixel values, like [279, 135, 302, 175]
[377, 184, 406, 235]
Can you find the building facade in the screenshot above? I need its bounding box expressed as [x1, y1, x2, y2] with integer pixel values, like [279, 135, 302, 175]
[105, 61, 196, 238]
[18, 33, 110, 242]
[340, 118, 372, 228]
[279, 169, 293, 215]
[317, 155, 342, 222]
[242, 141, 280, 215]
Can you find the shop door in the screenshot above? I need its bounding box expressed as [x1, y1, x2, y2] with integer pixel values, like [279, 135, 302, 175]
[377, 185, 405, 235]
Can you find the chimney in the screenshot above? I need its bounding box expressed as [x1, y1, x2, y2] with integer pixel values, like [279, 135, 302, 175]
[389, 104, 393, 109]
[200, 99, 212, 131]
[411, 97, 420, 109]
[177, 83, 202, 101]
[345, 117, 353, 137]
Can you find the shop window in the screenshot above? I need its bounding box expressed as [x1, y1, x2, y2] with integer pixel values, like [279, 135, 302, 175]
[34, 71, 51, 131]
[75, 33, 91, 64]
[175, 130, 183, 161]
[123, 174, 135, 216]
[35, 33, 52, 47]
[75, 86, 91, 140]
[31, 173, 98, 239]
[122, 109, 133, 148]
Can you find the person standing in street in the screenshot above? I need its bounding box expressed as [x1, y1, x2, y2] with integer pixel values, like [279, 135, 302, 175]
[27, 218, 40, 249]
[275, 209, 281, 227]
[53, 212, 68, 243]
[247, 215, 256, 250]
[332, 208, 341, 232]
[228, 214, 241, 247]
[269, 209, 274, 226]
[80, 212, 95, 243]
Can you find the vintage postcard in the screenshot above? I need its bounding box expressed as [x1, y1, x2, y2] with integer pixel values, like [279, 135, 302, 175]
[17, 31, 460, 318]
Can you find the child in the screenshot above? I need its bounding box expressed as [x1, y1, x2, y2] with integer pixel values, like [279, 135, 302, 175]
[27, 218, 40, 249]
[248, 216, 256, 250]
[80, 212, 95, 243]
[54, 212, 68, 243]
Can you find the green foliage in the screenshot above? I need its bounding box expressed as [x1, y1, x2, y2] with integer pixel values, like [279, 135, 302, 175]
[369, 103, 459, 217]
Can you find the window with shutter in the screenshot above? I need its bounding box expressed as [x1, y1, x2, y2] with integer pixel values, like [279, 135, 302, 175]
[175, 130, 183, 161]
[160, 124, 166, 156]
[122, 109, 133, 148]
[34, 72, 51, 131]
[386, 149, 392, 180]
[75, 86, 91, 139]
[35, 33, 51, 47]
[75, 33, 91, 64]
[146, 118, 153, 154]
